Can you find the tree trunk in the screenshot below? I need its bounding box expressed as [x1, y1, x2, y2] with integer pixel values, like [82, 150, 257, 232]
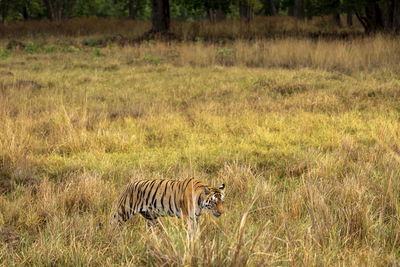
[347, 13, 353, 27]
[248, 5, 254, 22]
[239, 1, 245, 19]
[393, 0, 400, 32]
[355, 11, 368, 32]
[365, 0, 383, 32]
[216, 7, 226, 22]
[239, 0, 254, 23]
[207, 8, 215, 23]
[380, 0, 393, 30]
[43, 0, 62, 21]
[332, 13, 342, 27]
[294, 0, 304, 20]
[54, 0, 62, 21]
[22, 2, 29, 20]
[151, 0, 170, 32]
[128, 0, 135, 19]
[355, 0, 384, 33]
[43, 0, 53, 20]
[269, 0, 277, 15]
[63, 0, 76, 21]
[288, 6, 294, 16]
[1, 0, 8, 24]
[43, 0, 75, 22]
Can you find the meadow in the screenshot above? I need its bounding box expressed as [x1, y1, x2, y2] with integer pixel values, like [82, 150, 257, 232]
[1, 18, 400, 265]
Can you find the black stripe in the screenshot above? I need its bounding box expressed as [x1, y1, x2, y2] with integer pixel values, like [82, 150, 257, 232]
[150, 180, 164, 207]
[168, 195, 174, 215]
[160, 180, 169, 211]
[174, 184, 180, 215]
[145, 180, 157, 206]
[192, 180, 202, 190]
[132, 181, 142, 213]
[169, 182, 175, 215]
[180, 178, 187, 192]
[125, 210, 130, 220]
[129, 187, 134, 213]
[119, 192, 128, 220]
[135, 180, 150, 212]
[139, 180, 152, 211]
[132, 181, 140, 193]
[181, 178, 189, 190]
[131, 181, 142, 211]
[132, 181, 143, 213]
[183, 177, 194, 193]
[170, 181, 176, 215]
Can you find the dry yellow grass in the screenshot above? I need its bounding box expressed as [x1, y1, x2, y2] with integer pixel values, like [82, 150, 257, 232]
[0, 31, 400, 265]
[0, 15, 363, 40]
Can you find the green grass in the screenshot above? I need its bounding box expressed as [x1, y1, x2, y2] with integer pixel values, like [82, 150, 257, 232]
[0, 37, 400, 265]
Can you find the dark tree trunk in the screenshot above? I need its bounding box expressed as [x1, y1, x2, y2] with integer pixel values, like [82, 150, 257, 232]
[63, 0, 76, 20]
[355, 0, 400, 33]
[347, 13, 353, 27]
[294, 0, 304, 20]
[288, 6, 294, 16]
[269, 0, 277, 15]
[1, 0, 8, 24]
[128, 0, 135, 19]
[43, 0, 62, 21]
[22, 3, 29, 20]
[382, 0, 400, 32]
[239, 0, 254, 23]
[355, 11, 368, 32]
[239, 1, 246, 20]
[208, 8, 215, 23]
[332, 13, 342, 27]
[394, 0, 400, 32]
[355, 0, 384, 33]
[380, 0, 393, 30]
[43, 0, 75, 22]
[151, 0, 170, 32]
[365, 0, 383, 32]
[54, 0, 62, 21]
[43, 0, 53, 20]
[216, 7, 226, 22]
[331, 0, 341, 27]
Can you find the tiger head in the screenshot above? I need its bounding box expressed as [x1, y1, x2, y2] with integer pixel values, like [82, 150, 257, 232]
[203, 184, 225, 217]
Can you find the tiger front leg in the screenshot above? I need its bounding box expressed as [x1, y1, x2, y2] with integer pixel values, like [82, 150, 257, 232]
[182, 215, 199, 240]
[145, 219, 159, 231]
[140, 211, 158, 232]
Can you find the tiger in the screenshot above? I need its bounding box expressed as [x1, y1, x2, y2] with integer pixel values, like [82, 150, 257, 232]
[111, 177, 225, 229]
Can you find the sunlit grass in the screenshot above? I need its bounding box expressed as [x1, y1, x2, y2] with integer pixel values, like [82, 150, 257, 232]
[0, 35, 400, 265]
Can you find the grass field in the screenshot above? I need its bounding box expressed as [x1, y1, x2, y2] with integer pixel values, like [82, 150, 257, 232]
[1, 28, 400, 265]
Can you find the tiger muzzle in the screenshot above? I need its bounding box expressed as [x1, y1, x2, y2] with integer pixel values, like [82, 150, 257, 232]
[213, 212, 222, 217]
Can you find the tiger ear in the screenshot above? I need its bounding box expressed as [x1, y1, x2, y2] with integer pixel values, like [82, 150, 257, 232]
[219, 184, 225, 190]
[203, 186, 211, 195]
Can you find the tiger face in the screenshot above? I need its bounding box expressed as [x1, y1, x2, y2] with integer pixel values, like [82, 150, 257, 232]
[203, 184, 225, 217]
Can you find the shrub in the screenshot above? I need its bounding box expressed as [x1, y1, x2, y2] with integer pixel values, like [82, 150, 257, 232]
[24, 42, 40, 54]
[0, 49, 11, 59]
[142, 54, 161, 65]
